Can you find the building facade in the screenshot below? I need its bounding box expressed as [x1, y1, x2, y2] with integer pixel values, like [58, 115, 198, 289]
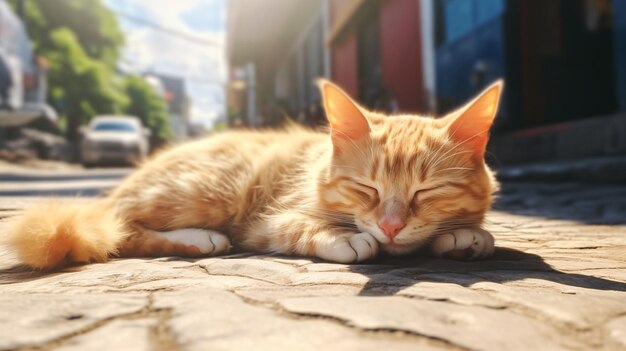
[228, 0, 329, 127]
[228, 0, 430, 126]
[149, 74, 190, 140]
[328, 0, 428, 113]
[228, 0, 626, 163]
[0, 0, 54, 128]
[433, 0, 626, 162]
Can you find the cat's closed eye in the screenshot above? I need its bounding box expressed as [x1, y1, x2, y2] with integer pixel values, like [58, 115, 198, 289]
[413, 186, 442, 201]
[352, 182, 379, 199]
[346, 182, 379, 205]
[354, 182, 378, 194]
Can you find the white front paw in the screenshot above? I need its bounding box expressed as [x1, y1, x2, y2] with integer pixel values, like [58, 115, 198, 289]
[431, 228, 494, 260]
[155, 228, 231, 255]
[318, 232, 379, 263]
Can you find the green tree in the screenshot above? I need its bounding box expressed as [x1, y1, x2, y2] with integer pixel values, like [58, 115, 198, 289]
[8, 0, 126, 139]
[46, 28, 127, 139]
[9, 0, 123, 66]
[122, 75, 172, 147]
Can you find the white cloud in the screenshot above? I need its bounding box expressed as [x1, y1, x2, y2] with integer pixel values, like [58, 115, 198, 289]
[106, 0, 226, 127]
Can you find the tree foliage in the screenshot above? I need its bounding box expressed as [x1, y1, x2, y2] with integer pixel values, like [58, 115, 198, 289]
[46, 28, 127, 139]
[9, 0, 123, 66]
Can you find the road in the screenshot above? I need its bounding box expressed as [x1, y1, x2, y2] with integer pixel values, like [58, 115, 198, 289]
[0, 167, 132, 196]
[0, 167, 626, 350]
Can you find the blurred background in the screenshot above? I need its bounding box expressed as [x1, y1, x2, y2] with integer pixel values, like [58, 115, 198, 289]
[0, 0, 224, 172]
[228, 0, 626, 171]
[0, 0, 625, 194]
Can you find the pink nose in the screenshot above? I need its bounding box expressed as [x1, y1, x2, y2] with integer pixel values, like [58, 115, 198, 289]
[377, 218, 406, 239]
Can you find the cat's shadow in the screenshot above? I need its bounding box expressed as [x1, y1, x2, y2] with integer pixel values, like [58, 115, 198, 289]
[348, 247, 626, 295]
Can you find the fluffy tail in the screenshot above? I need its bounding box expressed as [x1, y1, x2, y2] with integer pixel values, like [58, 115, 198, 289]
[3, 200, 129, 270]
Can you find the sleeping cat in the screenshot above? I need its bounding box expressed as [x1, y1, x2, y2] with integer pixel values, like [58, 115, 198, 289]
[4, 79, 502, 269]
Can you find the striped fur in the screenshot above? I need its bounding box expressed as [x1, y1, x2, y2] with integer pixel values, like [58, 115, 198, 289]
[4, 80, 503, 269]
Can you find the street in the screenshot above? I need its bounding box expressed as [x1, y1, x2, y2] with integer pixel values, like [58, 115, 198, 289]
[0, 168, 625, 350]
[0, 167, 131, 196]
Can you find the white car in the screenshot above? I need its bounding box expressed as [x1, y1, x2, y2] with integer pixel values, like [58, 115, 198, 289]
[80, 116, 150, 167]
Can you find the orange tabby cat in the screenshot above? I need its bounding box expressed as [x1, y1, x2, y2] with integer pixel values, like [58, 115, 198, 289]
[4, 79, 502, 269]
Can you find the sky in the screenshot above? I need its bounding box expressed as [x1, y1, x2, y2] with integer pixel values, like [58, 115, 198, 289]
[104, 0, 227, 128]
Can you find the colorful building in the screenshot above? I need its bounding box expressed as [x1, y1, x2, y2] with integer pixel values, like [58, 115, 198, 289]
[227, 0, 626, 163]
[227, 0, 430, 126]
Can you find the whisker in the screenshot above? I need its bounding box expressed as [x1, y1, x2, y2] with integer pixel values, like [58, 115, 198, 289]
[431, 167, 474, 176]
[428, 150, 474, 173]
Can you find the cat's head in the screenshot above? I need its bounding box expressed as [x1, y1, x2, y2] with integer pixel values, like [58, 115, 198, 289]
[318, 80, 502, 255]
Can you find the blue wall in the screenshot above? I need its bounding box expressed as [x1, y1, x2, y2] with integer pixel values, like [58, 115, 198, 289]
[435, 0, 506, 115]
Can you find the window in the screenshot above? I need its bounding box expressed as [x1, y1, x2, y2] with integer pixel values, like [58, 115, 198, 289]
[93, 122, 136, 133]
[441, 0, 505, 44]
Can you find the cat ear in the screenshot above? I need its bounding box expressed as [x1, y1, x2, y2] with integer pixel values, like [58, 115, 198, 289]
[318, 79, 370, 140]
[446, 80, 503, 154]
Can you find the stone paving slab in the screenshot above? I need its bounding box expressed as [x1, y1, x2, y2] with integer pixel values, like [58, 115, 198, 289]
[1, 181, 626, 350]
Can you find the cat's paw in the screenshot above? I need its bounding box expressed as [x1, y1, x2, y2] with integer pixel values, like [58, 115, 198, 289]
[155, 228, 231, 256]
[430, 228, 494, 260]
[317, 232, 379, 264]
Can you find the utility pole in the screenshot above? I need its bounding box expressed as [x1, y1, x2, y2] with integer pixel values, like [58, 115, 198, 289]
[17, 0, 25, 19]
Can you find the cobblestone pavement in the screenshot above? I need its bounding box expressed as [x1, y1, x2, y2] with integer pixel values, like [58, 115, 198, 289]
[1, 181, 625, 351]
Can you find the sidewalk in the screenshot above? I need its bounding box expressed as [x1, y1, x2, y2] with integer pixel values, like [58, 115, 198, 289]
[1, 181, 625, 350]
[497, 156, 626, 184]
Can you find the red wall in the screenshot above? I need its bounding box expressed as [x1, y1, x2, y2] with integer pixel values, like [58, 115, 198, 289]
[329, 0, 359, 97]
[329, 0, 425, 107]
[379, 0, 425, 112]
[331, 31, 359, 97]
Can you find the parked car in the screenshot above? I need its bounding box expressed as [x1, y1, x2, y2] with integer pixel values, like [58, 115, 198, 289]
[80, 115, 150, 167]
